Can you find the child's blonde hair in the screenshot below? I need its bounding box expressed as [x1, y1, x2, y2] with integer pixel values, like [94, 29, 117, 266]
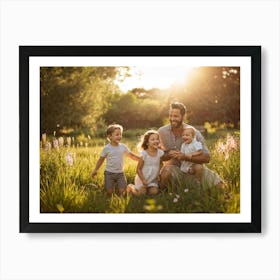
[183, 127, 196, 138]
[138, 130, 159, 150]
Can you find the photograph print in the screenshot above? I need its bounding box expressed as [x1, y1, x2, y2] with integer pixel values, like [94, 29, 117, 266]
[20, 46, 261, 232]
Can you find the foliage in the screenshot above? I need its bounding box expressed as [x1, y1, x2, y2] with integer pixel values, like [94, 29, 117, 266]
[167, 67, 240, 128]
[40, 67, 126, 134]
[40, 131, 240, 213]
[40, 66, 240, 136]
[104, 92, 164, 129]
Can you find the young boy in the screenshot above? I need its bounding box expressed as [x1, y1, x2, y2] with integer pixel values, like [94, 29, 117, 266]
[180, 127, 203, 185]
[91, 124, 139, 195]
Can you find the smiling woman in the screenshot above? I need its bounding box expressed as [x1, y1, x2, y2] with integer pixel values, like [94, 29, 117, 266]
[116, 66, 195, 92]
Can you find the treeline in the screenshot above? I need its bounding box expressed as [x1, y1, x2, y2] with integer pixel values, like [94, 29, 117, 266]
[169, 67, 240, 128]
[40, 66, 239, 136]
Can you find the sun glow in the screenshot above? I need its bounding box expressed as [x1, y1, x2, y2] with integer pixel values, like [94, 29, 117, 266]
[116, 66, 194, 92]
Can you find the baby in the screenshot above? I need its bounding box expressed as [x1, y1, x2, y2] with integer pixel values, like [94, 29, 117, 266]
[180, 127, 203, 186]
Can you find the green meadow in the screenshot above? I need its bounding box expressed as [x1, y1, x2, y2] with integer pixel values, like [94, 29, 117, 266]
[40, 129, 240, 214]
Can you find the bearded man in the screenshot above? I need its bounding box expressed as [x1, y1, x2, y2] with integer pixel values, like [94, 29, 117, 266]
[158, 101, 223, 189]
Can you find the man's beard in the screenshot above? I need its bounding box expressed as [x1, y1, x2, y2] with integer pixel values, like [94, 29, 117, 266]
[170, 120, 183, 128]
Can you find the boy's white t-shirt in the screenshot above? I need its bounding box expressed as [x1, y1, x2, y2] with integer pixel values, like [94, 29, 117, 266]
[100, 143, 130, 173]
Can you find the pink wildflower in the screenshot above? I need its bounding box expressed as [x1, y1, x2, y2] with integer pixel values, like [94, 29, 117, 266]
[44, 142, 51, 151]
[226, 134, 238, 150]
[65, 153, 74, 166]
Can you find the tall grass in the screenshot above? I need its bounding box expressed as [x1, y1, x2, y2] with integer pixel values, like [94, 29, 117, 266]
[40, 131, 240, 213]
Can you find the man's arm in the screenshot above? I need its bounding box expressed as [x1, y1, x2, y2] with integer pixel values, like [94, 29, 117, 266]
[170, 130, 210, 164]
[189, 149, 203, 159]
[185, 152, 210, 163]
[158, 129, 175, 161]
[160, 150, 173, 161]
[172, 151, 210, 164]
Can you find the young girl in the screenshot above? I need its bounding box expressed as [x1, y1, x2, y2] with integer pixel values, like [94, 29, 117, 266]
[128, 130, 164, 195]
[180, 127, 203, 185]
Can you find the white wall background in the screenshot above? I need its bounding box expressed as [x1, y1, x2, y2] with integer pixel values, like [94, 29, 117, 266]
[0, 0, 279, 279]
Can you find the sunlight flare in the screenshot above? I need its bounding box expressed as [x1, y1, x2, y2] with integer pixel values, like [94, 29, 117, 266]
[116, 66, 195, 92]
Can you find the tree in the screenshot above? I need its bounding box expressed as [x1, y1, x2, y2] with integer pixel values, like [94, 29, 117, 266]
[40, 67, 125, 134]
[104, 92, 164, 129]
[167, 67, 240, 128]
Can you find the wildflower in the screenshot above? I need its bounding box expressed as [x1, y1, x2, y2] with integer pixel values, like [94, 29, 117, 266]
[56, 204, 64, 213]
[53, 138, 59, 149]
[58, 137, 64, 147]
[65, 152, 74, 166]
[144, 205, 154, 211]
[157, 205, 163, 210]
[226, 134, 238, 150]
[215, 134, 239, 161]
[41, 133, 47, 143]
[44, 141, 51, 151]
[66, 137, 71, 147]
[224, 151, 229, 160]
[146, 199, 156, 205]
[173, 198, 178, 203]
[184, 188, 189, 193]
[216, 142, 226, 154]
[143, 199, 163, 212]
[175, 194, 180, 198]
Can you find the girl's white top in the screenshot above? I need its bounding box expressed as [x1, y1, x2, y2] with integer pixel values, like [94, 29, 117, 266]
[100, 143, 130, 173]
[134, 149, 164, 189]
[180, 139, 202, 173]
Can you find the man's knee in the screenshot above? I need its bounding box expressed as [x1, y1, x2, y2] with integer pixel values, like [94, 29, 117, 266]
[159, 166, 173, 188]
[148, 187, 159, 195]
[160, 165, 172, 177]
[193, 164, 203, 173]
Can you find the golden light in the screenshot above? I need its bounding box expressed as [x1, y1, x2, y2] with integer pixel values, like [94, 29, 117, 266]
[116, 66, 195, 92]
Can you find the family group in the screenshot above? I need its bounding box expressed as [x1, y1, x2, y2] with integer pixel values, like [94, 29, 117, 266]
[91, 102, 223, 196]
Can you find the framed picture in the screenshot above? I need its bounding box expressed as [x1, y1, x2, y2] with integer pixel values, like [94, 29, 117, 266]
[20, 46, 261, 233]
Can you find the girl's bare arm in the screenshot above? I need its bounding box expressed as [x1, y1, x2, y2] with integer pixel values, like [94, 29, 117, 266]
[136, 158, 148, 185]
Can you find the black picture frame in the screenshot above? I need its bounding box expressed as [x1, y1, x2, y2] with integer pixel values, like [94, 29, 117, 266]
[20, 46, 261, 233]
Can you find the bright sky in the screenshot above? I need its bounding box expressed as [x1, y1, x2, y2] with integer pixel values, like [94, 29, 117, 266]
[116, 66, 194, 92]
